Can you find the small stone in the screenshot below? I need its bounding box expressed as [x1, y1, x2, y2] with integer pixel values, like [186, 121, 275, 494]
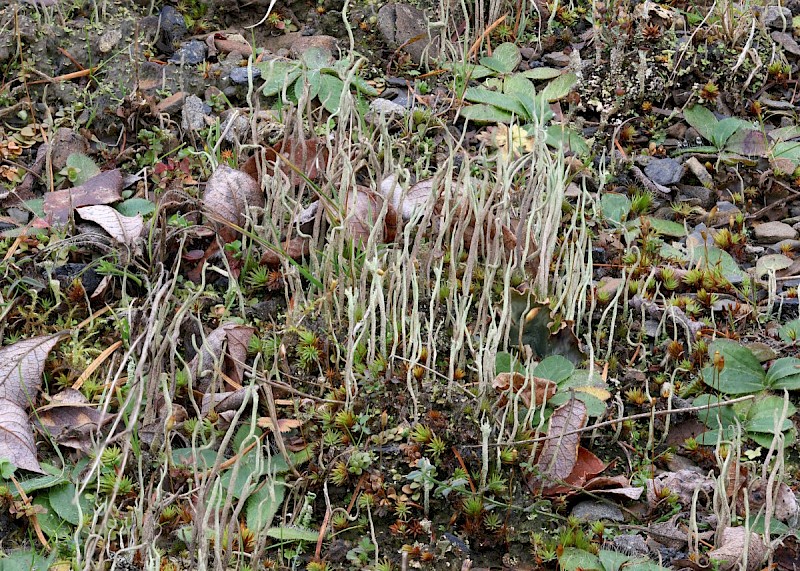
[169, 40, 207, 65]
[764, 5, 792, 28]
[704, 201, 741, 227]
[771, 31, 800, 55]
[676, 184, 713, 209]
[289, 35, 338, 58]
[543, 51, 571, 66]
[612, 535, 649, 556]
[768, 239, 800, 253]
[156, 91, 186, 114]
[644, 157, 683, 186]
[229, 66, 262, 84]
[377, 3, 438, 65]
[519, 46, 538, 59]
[369, 98, 407, 116]
[570, 500, 625, 522]
[156, 5, 187, 55]
[181, 95, 210, 131]
[219, 110, 250, 142]
[755, 221, 798, 244]
[98, 28, 122, 53]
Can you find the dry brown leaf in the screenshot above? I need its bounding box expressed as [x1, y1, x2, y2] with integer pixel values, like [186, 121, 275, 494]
[492, 372, 556, 408]
[258, 417, 304, 433]
[77, 205, 144, 246]
[343, 186, 397, 244]
[203, 165, 264, 243]
[0, 332, 69, 472]
[242, 138, 329, 187]
[380, 175, 437, 221]
[44, 169, 123, 224]
[201, 387, 252, 416]
[260, 235, 311, 266]
[707, 527, 768, 571]
[35, 388, 108, 453]
[535, 398, 587, 484]
[646, 469, 715, 506]
[540, 446, 606, 496]
[188, 323, 255, 393]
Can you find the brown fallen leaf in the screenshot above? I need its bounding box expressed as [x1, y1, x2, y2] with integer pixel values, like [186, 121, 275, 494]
[0, 332, 69, 472]
[539, 446, 606, 496]
[535, 398, 587, 485]
[258, 417, 304, 433]
[44, 169, 123, 224]
[492, 372, 556, 408]
[203, 165, 264, 243]
[343, 186, 397, 244]
[35, 388, 109, 452]
[707, 527, 768, 571]
[188, 323, 255, 393]
[261, 235, 311, 266]
[242, 137, 329, 187]
[77, 205, 144, 246]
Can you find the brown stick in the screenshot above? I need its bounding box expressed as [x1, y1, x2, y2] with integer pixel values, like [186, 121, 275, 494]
[467, 15, 507, 60]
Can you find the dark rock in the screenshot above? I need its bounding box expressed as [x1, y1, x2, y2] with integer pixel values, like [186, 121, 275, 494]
[676, 184, 714, 208]
[169, 40, 207, 65]
[52, 263, 102, 293]
[229, 66, 262, 84]
[570, 500, 624, 522]
[181, 95, 211, 131]
[644, 158, 683, 186]
[377, 3, 438, 65]
[612, 535, 648, 556]
[755, 221, 798, 243]
[764, 6, 792, 28]
[519, 46, 538, 59]
[156, 6, 187, 56]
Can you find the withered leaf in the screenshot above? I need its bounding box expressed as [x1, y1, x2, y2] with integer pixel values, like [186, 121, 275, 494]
[492, 372, 556, 408]
[44, 169, 123, 224]
[0, 332, 69, 472]
[536, 398, 587, 483]
[203, 165, 264, 243]
[707, 527, 768, 571]
[35, 388, 108, 452]
[343, 186, 397, 244]
[242, 138, 329, 186]
[77, 205, 144, 246]
[188, 323, 255, 393]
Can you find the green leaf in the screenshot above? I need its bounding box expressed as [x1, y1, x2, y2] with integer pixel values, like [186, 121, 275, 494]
[599, 549, 634, 571]
[265, 525, 320, 542]
[549, 390, 607, 417]
[687, 245, 746, 283]
[116, 198, 155, 217]
[172, 448, 221, 470]
[724, 128, 767, 157]
[300, 47, 331, 70]
[12, 474, 67, 496]
[750, 427, 795, 448]
[765, 357, 800, 390]
[479, 43, 521, 74]
[503, 74, 535, 96]
[710, 117, 748, 149]
[459, 103, 514, 123]
[600, 192, 631, 225]
[772, 140, 800, 160]
[294, 69, 321, 101]
[694, 394, 738, 429]
[546, 124, 589, 155]
[495, 351, 526, 375]
[540, 72, 578, 102]
[464, 86, 527, 116]
[533, 355, 574, 383]
[317, 74, 344, 114]
[683, 105, 718, 144]
[350, 75, 379, 96]
[258, 61, 301, 97]
[65, 153, 101, 186]
[701, 340, 766, 394]
[0, 550, 52, 571]
[441, 62, 494, 79]
[558, 547, 602, 571]
[778, 319, 800, 343]
[245, 477, 286, 531]
[47, 483, 92, 526]
[646, 217, 687, 237]
[520, 67, 563, 80]
[33, 496, 72, 538]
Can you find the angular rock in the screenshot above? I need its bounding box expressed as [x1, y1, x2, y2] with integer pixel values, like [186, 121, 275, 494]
[169, 40, 207, 65]
[289, 35, 338, 58]
[377, 3, 438, 65]
[644, 157, 683, 186]
[156, 5, 187, 56]
[754, 220, 798, 243]
[764, 5, 792, 28]
[181, 95, 211, 131]
[570, 500, 624, 522]
[612, 534, 649, 556]
[676, 184, 713, 208]
[229, 66, 262, 84]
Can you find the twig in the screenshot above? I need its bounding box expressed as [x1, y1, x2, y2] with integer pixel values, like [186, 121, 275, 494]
[467, 15, 507, 60]
[73, 340, 122, 390]
[472, 394, 755, 447]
